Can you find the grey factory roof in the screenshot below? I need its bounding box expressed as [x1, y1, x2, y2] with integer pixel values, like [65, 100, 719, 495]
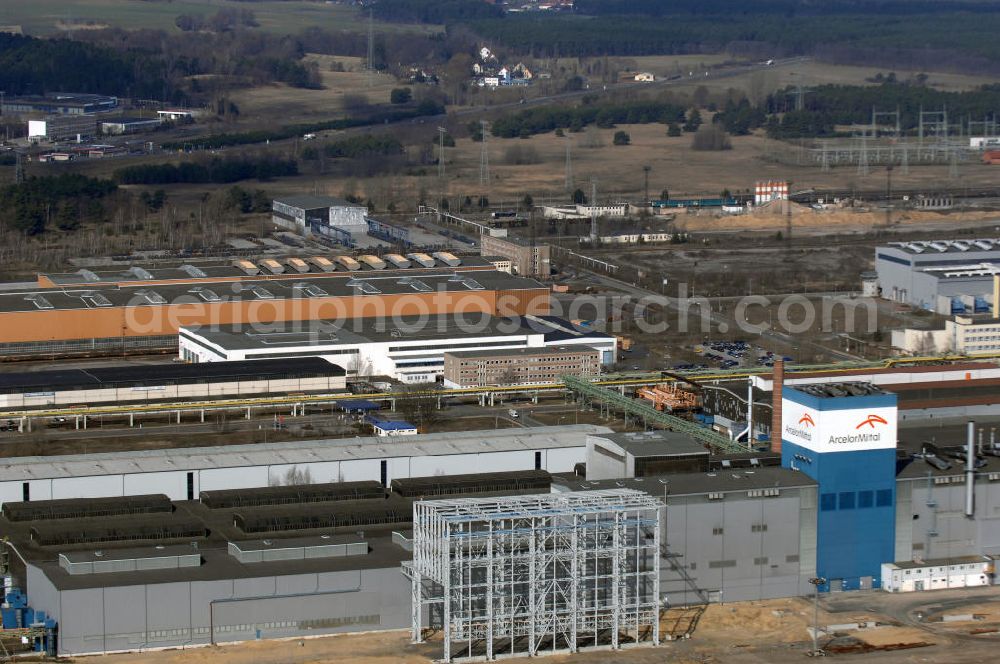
[274, 194, 363, 210]
[887, 555, 995, 570]
[555, 467, 816, 497]
[896, 454, 1000, 480]
[39, 256, 497, 286]
[445, 346, 600, 359]
[3, 496, 411, 590]
[883, 239, 1000, 255]
[791, 382, 888, 398]
[918, 264, 1000, 280]
[590, 430, 709, 458]
[183, 314, 612, 351]
[0, 270, 542, 314]
[0, 424, 611, 482]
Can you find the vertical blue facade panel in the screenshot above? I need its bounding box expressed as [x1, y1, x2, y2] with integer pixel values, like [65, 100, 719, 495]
[782, 441, 895, 591]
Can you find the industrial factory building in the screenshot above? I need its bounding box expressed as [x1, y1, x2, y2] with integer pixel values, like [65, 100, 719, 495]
[479, 235, 551, 277]
[271, 195, 367, 237]
[27, 115, 98, 142]
[875, 239, 1000, 312]
[556, 467, 819, 605]
[0, 266, 549, 358]
[180, 315, 616, 384]
[0, 425, 602, 506]
[0, 358, 346, 410]
[441, 346, 602, 388]
[2, 93, 118, 116]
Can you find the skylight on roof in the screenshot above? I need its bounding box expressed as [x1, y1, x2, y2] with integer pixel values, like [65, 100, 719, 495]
[409, 280, 432, 292]
[189, 287, 221, 302]
[24, 294, 53, 310]
[79, 291, 112, 307]
[294, 283, 328, 298]
[136, 289, 166, 305]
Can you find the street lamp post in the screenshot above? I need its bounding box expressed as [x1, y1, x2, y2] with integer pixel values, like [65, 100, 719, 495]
[808, 577, 827, 656]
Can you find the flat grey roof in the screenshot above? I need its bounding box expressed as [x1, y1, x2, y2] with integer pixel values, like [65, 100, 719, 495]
[445, 346, 599, 360]
[555, 467, 816, 496]
[183, 315, 611, 352]
[0, 270, 542, 314]
[897, 454, 1000, 480]
[274, 195, 362, 210]
[889, 555, 994, 569]
[59, 544, 198, 564]
[0, 424, 611, 481]
[792, 382, 888, 398]
[590, 431, 709, 458]
[4, 497, 409, 591]
[230, 534, 364, 552]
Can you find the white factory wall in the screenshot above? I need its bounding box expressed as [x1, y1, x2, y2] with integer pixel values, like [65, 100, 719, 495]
[0, 447, 585, 505]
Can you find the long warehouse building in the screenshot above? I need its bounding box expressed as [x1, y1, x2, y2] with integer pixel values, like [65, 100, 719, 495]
[179, 314, 617, 384]
[0, 268, 549, 357]
[0, 425, 605, 505]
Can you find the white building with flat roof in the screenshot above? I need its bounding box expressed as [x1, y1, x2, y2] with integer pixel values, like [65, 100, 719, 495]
[180, 314, 617, 384]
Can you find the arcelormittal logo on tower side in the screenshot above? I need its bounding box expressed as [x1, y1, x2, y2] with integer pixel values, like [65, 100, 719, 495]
[827, 413, 889, 445]
[855, 414, 888, 429]
[784, 412, 814, 441]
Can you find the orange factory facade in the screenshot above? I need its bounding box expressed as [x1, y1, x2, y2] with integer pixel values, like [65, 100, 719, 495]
[0, 288, 551, 346]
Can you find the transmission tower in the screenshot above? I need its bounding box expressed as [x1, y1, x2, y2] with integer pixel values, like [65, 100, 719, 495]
[366, 8, 375, 88]
[437, 127, 447, 180]
[857, 136, 870, 176]
[479, 120, 490, 188]
[820, 140, 830, 172]
[564, 137, 573, 192]
[949, 146, 959, 179]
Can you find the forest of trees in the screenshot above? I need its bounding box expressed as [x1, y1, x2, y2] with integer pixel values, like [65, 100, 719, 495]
[468, 12, 1000, 69]
[0, 34, 178, 100]
[114, 156, 298, 185]
[372, 0, 502, 24]
[0, 175, 117, 236]
[490, 99, 687, 138]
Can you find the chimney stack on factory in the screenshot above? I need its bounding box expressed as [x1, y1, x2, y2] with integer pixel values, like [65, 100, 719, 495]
[771, 358, 784, 453]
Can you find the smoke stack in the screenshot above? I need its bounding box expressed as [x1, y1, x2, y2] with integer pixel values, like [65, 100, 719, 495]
[966, 420, 976, 518]
[771, 359, 784, 453]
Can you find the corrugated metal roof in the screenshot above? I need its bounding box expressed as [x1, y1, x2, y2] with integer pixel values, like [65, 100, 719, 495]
[0, 424, 611, 482]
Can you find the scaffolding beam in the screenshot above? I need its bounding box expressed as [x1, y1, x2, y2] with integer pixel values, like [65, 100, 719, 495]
[406, 490, 663, 661]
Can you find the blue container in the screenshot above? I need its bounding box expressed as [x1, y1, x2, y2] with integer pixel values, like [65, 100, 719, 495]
[1, 607, 16, 629]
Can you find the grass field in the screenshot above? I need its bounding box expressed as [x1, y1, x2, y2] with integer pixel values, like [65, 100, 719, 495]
[0, 0, 440, 36]
[231, 55, 400, 125]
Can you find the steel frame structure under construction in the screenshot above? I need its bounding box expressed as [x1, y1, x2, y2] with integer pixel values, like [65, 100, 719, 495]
[404, 490, 662, 661]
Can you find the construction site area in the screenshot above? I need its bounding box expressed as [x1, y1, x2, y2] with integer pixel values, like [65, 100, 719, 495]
[77, 587, 1000, 664]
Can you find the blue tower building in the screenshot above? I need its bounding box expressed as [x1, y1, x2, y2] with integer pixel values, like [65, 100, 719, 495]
[780, 382, 898, 592]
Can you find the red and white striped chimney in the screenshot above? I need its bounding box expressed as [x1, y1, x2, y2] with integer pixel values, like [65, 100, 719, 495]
[771, 359, 784, 453]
